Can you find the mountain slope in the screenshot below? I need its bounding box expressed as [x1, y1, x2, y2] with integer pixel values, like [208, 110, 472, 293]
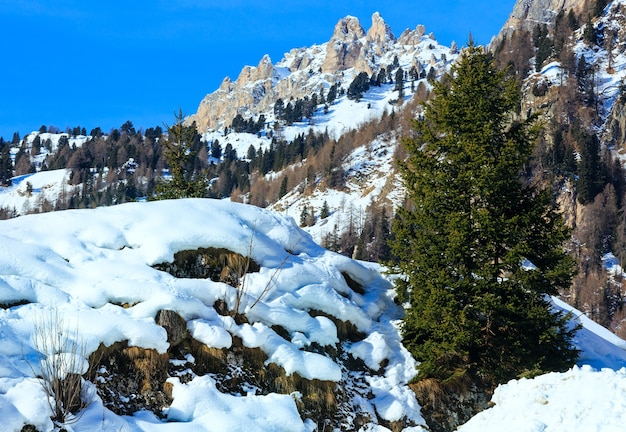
[4, 5, 626, 430]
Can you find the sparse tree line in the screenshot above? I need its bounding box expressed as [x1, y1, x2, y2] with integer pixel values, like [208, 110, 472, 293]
[0, 0, 623, 349]
[347, 55, 437, 103]
[0, 103, 394, 224]
[3, 8, 626, 428]
[313, 200, 391, 262]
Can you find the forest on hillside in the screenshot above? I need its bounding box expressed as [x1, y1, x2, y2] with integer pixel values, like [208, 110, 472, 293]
[494, 0, 626, 340]
[0, 55, 426, 264]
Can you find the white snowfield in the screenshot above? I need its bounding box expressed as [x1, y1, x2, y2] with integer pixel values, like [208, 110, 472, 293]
[0, 198, 625, 432]
[0, 198, 425, 431]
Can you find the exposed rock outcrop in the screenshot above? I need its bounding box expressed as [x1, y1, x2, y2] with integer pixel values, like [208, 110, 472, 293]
[492, 0, 585, 46]
[322, 15, 367, 73]
[155, 309, 188, 348]
[367, 11, 397, 52]
[153, 247, 260, 287]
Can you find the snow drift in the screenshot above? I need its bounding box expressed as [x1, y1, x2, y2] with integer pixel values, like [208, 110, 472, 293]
[0, 198, 426, 431]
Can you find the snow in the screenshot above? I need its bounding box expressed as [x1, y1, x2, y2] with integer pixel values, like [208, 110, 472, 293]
[455, 295, 626, 432]
[1, 198, 625, 431]
[553, 296, 626, 370]
[458, 366, 626, 432]
[0, 169, 75, 215]
[0, 198, 425, 431]
[0, 198, 626, 431]
[3, 11, 626, 429]
[165, 375, 312, 432]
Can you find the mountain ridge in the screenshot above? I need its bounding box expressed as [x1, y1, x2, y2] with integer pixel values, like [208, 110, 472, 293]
[188, 12, 456, 132]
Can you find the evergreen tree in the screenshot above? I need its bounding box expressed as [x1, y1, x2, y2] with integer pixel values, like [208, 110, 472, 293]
[347, 72, 370, 101]
[583, 16, 597, 45]
[31, 135, 41, 157]
[377, 68, 387, 86]
[320, 200, 330, 219]
[389, 43, 578, 389]
[0, 140, 13, 186]
[426, 66, 437, 83]
[153, 109, 208, 200]
[395, 67, 405, 99]
[534, 24, 553, 72]
[299, 205, 309, 227]
[279, 176, 288, 198]
[327, 83, 338, 105]
[594, 0, 608, 17]
[211, 140, 222, 159]
[577, 127, 604, 204]
[274, 98, 285, 121]
[576, 54, 595, 107]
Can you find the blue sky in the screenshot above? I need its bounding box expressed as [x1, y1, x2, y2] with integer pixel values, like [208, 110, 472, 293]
[0, 0, 515, 139]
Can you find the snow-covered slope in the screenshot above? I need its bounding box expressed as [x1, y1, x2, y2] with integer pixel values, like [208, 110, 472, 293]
[457, 295, 626, 432]
[458, 365, 626, 432]
[273, 130, 401, 246]
[0, 199, 426, 431]
[0, 169, 74, 215]
[1, 199, 626, 431]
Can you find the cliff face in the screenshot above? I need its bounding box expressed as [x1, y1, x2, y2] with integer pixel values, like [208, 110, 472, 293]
[493, 0, 585, 44]
[188, 12, 453, 132]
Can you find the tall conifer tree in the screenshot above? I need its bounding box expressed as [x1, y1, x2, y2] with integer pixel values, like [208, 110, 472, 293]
[0, 140, 13, 186]
[389, 43, 578, 388]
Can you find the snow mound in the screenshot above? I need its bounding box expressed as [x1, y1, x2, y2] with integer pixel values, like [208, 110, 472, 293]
[0, 198, 425, 431]
[459, 366, 626, 432]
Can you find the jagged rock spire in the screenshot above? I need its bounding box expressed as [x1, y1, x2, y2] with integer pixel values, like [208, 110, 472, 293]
[367, 12, 396, 48]
[322, 16, 366, 73]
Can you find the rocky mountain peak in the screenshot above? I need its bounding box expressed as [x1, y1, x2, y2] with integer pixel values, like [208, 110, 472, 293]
[322, 16, 368, 73]
[189, 12, 451, 132]
[398, 24, 429, 46]
[330, 15, 366, 42]
[367, 12, 397, 47]
[236, 54, 275, 83]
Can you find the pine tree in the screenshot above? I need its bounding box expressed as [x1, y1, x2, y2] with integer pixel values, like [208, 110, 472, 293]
[534, 24, 553, 72]
[327, 83, 338, 105]
[576, 126, 604, 204]
[279, 176, 288, 198]
[389, 43, 578, 389]
[0, 140, 13, 186]
[347, 72, 370, 101]
[299, 205, 309, 227]
[152, 109, 208, 200]
[583, 16, 597, 45]
[211, 140, 223, 159]
[320, 200, 330, 219]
